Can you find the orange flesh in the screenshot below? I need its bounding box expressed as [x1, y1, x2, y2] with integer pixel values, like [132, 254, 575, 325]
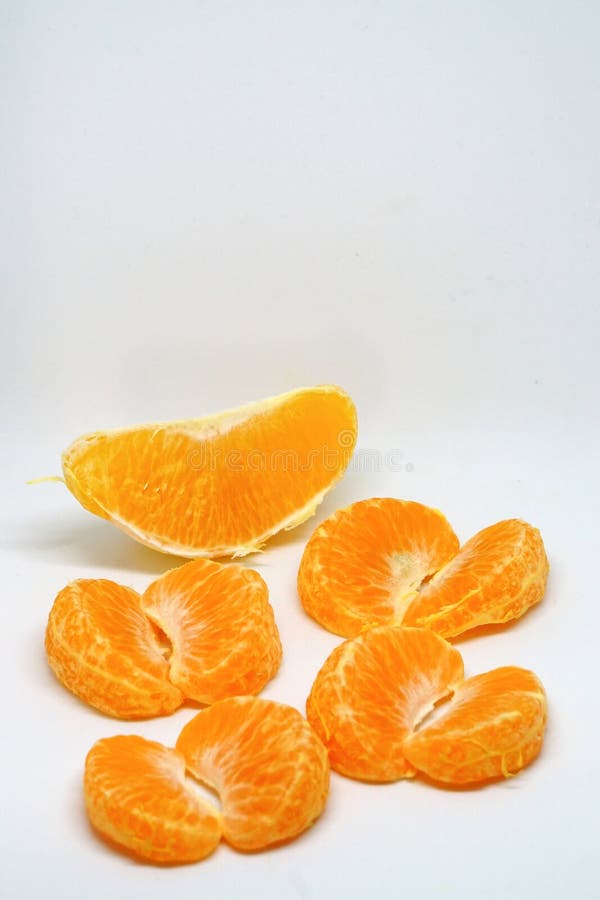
[84, 736, 222, 864]
[141, 559, 282, 703]
[84, 698, 330, 863]
[402, 519, 549, 638]
[403, 667, 548, 783]
[298, 499, 549, 640]
[176, 697, 330, 850]
[45, 579, 182, 719]
[62, 385, 357, 558]
[306, 625, 547, 785]
[306, 626, 464, 781]
[298, 499, 460, 637]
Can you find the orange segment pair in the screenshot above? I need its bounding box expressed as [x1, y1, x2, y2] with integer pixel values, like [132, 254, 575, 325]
[84, 697, 329, 863]
[306, 625, 547, 784]
[46, 559, 282, 718]
[298, 498, 549, 639]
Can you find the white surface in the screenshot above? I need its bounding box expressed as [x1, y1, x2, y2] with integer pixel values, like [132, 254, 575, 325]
[2, 2, 599, 898]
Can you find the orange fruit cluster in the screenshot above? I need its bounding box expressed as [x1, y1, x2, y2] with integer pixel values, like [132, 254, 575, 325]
[46, 558, 282, 717]
[85, 697, 329, 863]
[39, 387, 550, 866]
[298, 498, 549, 638]
[306, 625, 547, 784]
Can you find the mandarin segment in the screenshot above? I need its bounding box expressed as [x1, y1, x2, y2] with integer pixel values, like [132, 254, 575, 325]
[62, 384, 357, 558]
[141, 559, 282, 703]
[403, 667, 548, 784]
[402, 519, 549, 638]
[45, 579, 183, 719]
[306, 626, 464, 781]
[84, 735, 222, 863]
[176, 697, 330, 850]
[298, 498, 460, 637]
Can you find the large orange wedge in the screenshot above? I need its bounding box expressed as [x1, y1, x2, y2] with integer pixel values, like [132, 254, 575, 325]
[62, 385, 357, 558]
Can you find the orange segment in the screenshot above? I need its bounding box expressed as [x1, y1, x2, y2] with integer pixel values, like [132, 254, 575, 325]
[402, 519, 549, 638]
[84, 735, 222, 863]
[176, 697, 329, 850]
[45, 579, 183, 719]
[403, 667, 547, 783]
[141, 559, 282, 703]
[306, 626, 464, 781]
[298, 499, 460, 637]
[62, 385, 357, 558]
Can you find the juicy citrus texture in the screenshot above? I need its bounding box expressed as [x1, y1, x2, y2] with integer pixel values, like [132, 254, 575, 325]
[84, 736, 222, 863]
[298, 498, 548, 639]
[401, 519, 549, 638]
[141, 559, 282, 703]
[176, 697, 330, 850]
[306, 626, 464, 781]
[62, 385, 357, 558]
[46, 560, 282, 718]
[84, 698, 330, 864]
[403, 667, 547, 783]
[298, 499, 460, 637]
[306, 625, 546, 784]
[45, 579, 182, 718]
[306, 625, 547, 785]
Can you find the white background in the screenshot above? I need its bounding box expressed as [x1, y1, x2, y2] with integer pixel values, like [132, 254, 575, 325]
[2, 2, 599, 898]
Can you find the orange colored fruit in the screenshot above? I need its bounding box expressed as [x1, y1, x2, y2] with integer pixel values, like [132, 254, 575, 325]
[401, 519, 549, 637]
[62, 385, 357, 558]
[45, 579, 182, 719]
[306, 625, 547, 785]
[84, 735, 222, 863]
[46, 559, 282, 718]
[306, 626, 464, 781]
[141, 559, 282, 703]
[84, 698, 329, 864]
[176, 697, 329, 851]
[403, 667, 547, 784]
[298, 498, 548, 639]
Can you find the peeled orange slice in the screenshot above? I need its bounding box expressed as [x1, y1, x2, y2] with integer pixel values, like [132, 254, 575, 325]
[84, 698, 329, 864]
[62, 385, 357, 558]
[45, 579, 183, 719]
[403, 667, 547, 784]
[176, 696, 330, 851]
[141, 559, 282, 703]
[298, 498, 459, 637]
[46, 559, 282, 718]
[298, 498, 548, 639]
[84, 735, 222, 863]
[306, 626, 464, 781]
[401, 518, 549, 637]
[306, 625, 547, 785]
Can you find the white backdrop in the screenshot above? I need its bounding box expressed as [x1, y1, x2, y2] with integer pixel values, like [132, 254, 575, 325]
[2, 2, 599, 898]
